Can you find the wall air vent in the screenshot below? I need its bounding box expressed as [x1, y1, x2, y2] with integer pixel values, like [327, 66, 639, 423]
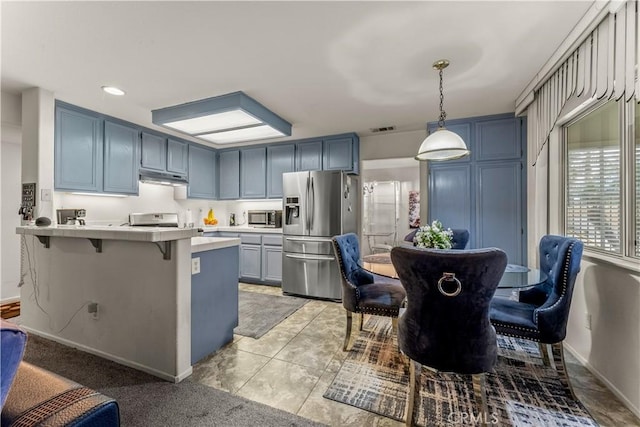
[370, 126, 396, 133]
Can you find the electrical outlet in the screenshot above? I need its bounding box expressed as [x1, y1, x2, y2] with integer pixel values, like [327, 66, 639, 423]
[192, 257, 201, 274]
[585, 313, 592, 330]
[88, 302, 99, 320]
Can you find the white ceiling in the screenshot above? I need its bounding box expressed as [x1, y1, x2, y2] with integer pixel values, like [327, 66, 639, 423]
[1, 1, 593, 148]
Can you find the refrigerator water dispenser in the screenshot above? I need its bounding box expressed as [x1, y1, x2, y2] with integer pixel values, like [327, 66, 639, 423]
[285, 197, 300, 226]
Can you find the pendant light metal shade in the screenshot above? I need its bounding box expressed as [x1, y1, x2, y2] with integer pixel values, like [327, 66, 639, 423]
[416, 59, 469, 161]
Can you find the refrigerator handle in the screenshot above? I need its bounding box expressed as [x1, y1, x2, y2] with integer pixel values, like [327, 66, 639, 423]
[305, 176, 311, 230]
[310, 176, 315, 231]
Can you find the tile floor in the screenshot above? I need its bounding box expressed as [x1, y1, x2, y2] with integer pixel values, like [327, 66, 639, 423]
[191, 283, 640, 426]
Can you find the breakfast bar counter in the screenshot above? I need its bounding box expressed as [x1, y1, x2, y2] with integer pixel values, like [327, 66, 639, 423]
[15, 225, 240, 383]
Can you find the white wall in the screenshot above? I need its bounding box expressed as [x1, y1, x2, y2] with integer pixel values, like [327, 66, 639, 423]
[1, 91, 23, 302]
[535, 115, 640, 418]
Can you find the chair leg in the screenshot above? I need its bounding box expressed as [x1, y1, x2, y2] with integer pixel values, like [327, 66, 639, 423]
[343, 311, 353, 351]
[551, 342, 577, 400]
[472, 374, 489, 427]
[406, 359, 420, 427]
[392, 317, 399, 350]
[359, 313, 365, 331]
[539, 342, 550, 366]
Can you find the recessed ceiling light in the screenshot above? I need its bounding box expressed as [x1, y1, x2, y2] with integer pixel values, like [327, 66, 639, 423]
[101, 86, 125, 96]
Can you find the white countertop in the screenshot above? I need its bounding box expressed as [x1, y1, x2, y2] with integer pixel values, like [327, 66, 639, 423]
[200, 226, 283, 234]
[16, 225, 200, 242]
[191, 237, 241, 253]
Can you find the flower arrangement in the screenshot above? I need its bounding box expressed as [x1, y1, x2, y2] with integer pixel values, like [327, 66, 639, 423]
[413, 220, 453, 249]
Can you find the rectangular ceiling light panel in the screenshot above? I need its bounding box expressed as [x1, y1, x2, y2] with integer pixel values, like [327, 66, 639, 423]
[163, 110, 262, 134]
[152, 91, 291, 144]
[199, 125, 285, 144]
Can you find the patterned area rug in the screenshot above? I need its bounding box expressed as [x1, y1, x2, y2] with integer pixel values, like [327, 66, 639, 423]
[324, 317, 598, 426]
[234, 291, 308, 339]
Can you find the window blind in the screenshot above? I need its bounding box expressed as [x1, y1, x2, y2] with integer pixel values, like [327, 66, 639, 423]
[567, 146, 621, 253]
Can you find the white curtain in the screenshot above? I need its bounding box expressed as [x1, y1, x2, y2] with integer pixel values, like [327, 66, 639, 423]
[520, 1, 638, 166]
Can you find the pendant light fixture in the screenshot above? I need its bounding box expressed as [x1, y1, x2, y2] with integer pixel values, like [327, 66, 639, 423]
[416, 60, 469, 161]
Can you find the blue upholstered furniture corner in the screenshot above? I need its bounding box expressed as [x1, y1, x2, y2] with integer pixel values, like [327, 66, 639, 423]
[0, 320, 120, 426]
[490, 234, 584, 399]
[332, 233, 406, 351]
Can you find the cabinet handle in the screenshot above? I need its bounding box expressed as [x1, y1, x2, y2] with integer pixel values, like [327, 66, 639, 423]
[285, 254, 335, 261]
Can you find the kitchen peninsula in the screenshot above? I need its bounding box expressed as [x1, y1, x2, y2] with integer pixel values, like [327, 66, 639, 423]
[16, 225, 240, 382]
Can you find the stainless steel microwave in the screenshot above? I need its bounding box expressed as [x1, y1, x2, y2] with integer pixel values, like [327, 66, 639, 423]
[247, 210, 282, 228]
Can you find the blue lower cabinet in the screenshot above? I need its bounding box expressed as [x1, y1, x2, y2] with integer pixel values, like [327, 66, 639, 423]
[191, 246, 239, 364]
[261, 245, 282, 282]
[240, 244, 262, 280]
[103, 121, 139, 195]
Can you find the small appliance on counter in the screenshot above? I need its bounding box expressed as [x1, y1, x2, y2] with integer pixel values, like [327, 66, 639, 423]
[247, 210, 282, 228]
[56, 209, 86, 225]
[229, 213, 236, 226]
[129, 213, 179, 227]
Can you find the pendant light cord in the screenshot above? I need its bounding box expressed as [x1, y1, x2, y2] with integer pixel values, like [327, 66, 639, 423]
[438, 68, 447, 128]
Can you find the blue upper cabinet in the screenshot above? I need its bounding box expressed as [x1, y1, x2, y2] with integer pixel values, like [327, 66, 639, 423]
[54, 106, 103, 192]
[323, 135, 356, 172]
[103, 121, 140, 195]
[218, 149, 240, 200]
[167, 139, 188, 175]
[427, 113, 526, 263]
[240, 147, 267, 198]
[475, 117, 521, 161]
[141, 132, 166, 171]
[296, 140, 323, 171]
[188, 144, 217, 199]
[266, 144, 295, 198]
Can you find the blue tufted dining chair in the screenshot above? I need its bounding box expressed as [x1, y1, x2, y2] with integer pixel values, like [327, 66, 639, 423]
[490, 235, 583, 399]
[332, 233, 406, 351]
[404, 228, 470, 249]
[390, 246, 507, 426]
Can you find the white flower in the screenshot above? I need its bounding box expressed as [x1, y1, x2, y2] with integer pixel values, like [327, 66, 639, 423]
[413, 220, 453, 249]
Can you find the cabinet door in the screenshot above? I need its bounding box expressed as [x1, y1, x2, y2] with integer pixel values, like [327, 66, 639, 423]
[475, 161, 523, 264]
[323, 136, 353, 171]
[167, 139, 188, 175]
[218, 150, 240, 200]
[188, 144, 217, 199]
[267, 144, 295, 198]
[141, 132, 166, 171]
[476, 118, 520, 161]
[54, 107, 103, 192]
[428, 164, 473, 243]
[261, 245, 282, 282]
[240, 244, 262, 280]
[103, 121, 139, 194]
[240, 147, 267, 198]
[296, 140, 323, 171]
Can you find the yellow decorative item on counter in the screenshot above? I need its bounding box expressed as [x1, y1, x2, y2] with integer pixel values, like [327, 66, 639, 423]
[204, 208, 218, 225]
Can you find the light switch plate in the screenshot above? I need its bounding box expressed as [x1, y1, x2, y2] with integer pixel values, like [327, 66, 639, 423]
[192, 257, 201, 274]
[41, 188, 52, 202]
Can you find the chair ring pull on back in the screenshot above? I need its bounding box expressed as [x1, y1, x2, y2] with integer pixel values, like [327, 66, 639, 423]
[437, 272, 462, 297]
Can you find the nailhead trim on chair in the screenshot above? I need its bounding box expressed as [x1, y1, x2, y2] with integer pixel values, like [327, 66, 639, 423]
[534, 242, 575, 325]
[12, 387, 99, 427]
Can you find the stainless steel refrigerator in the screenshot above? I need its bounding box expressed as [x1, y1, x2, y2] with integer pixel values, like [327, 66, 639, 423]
[282, 170, 358, 300]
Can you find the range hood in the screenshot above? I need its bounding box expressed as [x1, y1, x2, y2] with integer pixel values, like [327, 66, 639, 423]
[139, 170, 188, 186]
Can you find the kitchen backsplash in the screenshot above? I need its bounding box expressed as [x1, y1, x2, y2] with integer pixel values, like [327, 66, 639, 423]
[53, 183, 282, 227]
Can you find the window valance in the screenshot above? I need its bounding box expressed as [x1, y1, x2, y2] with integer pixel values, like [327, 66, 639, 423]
[521, 0, 638, 166]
